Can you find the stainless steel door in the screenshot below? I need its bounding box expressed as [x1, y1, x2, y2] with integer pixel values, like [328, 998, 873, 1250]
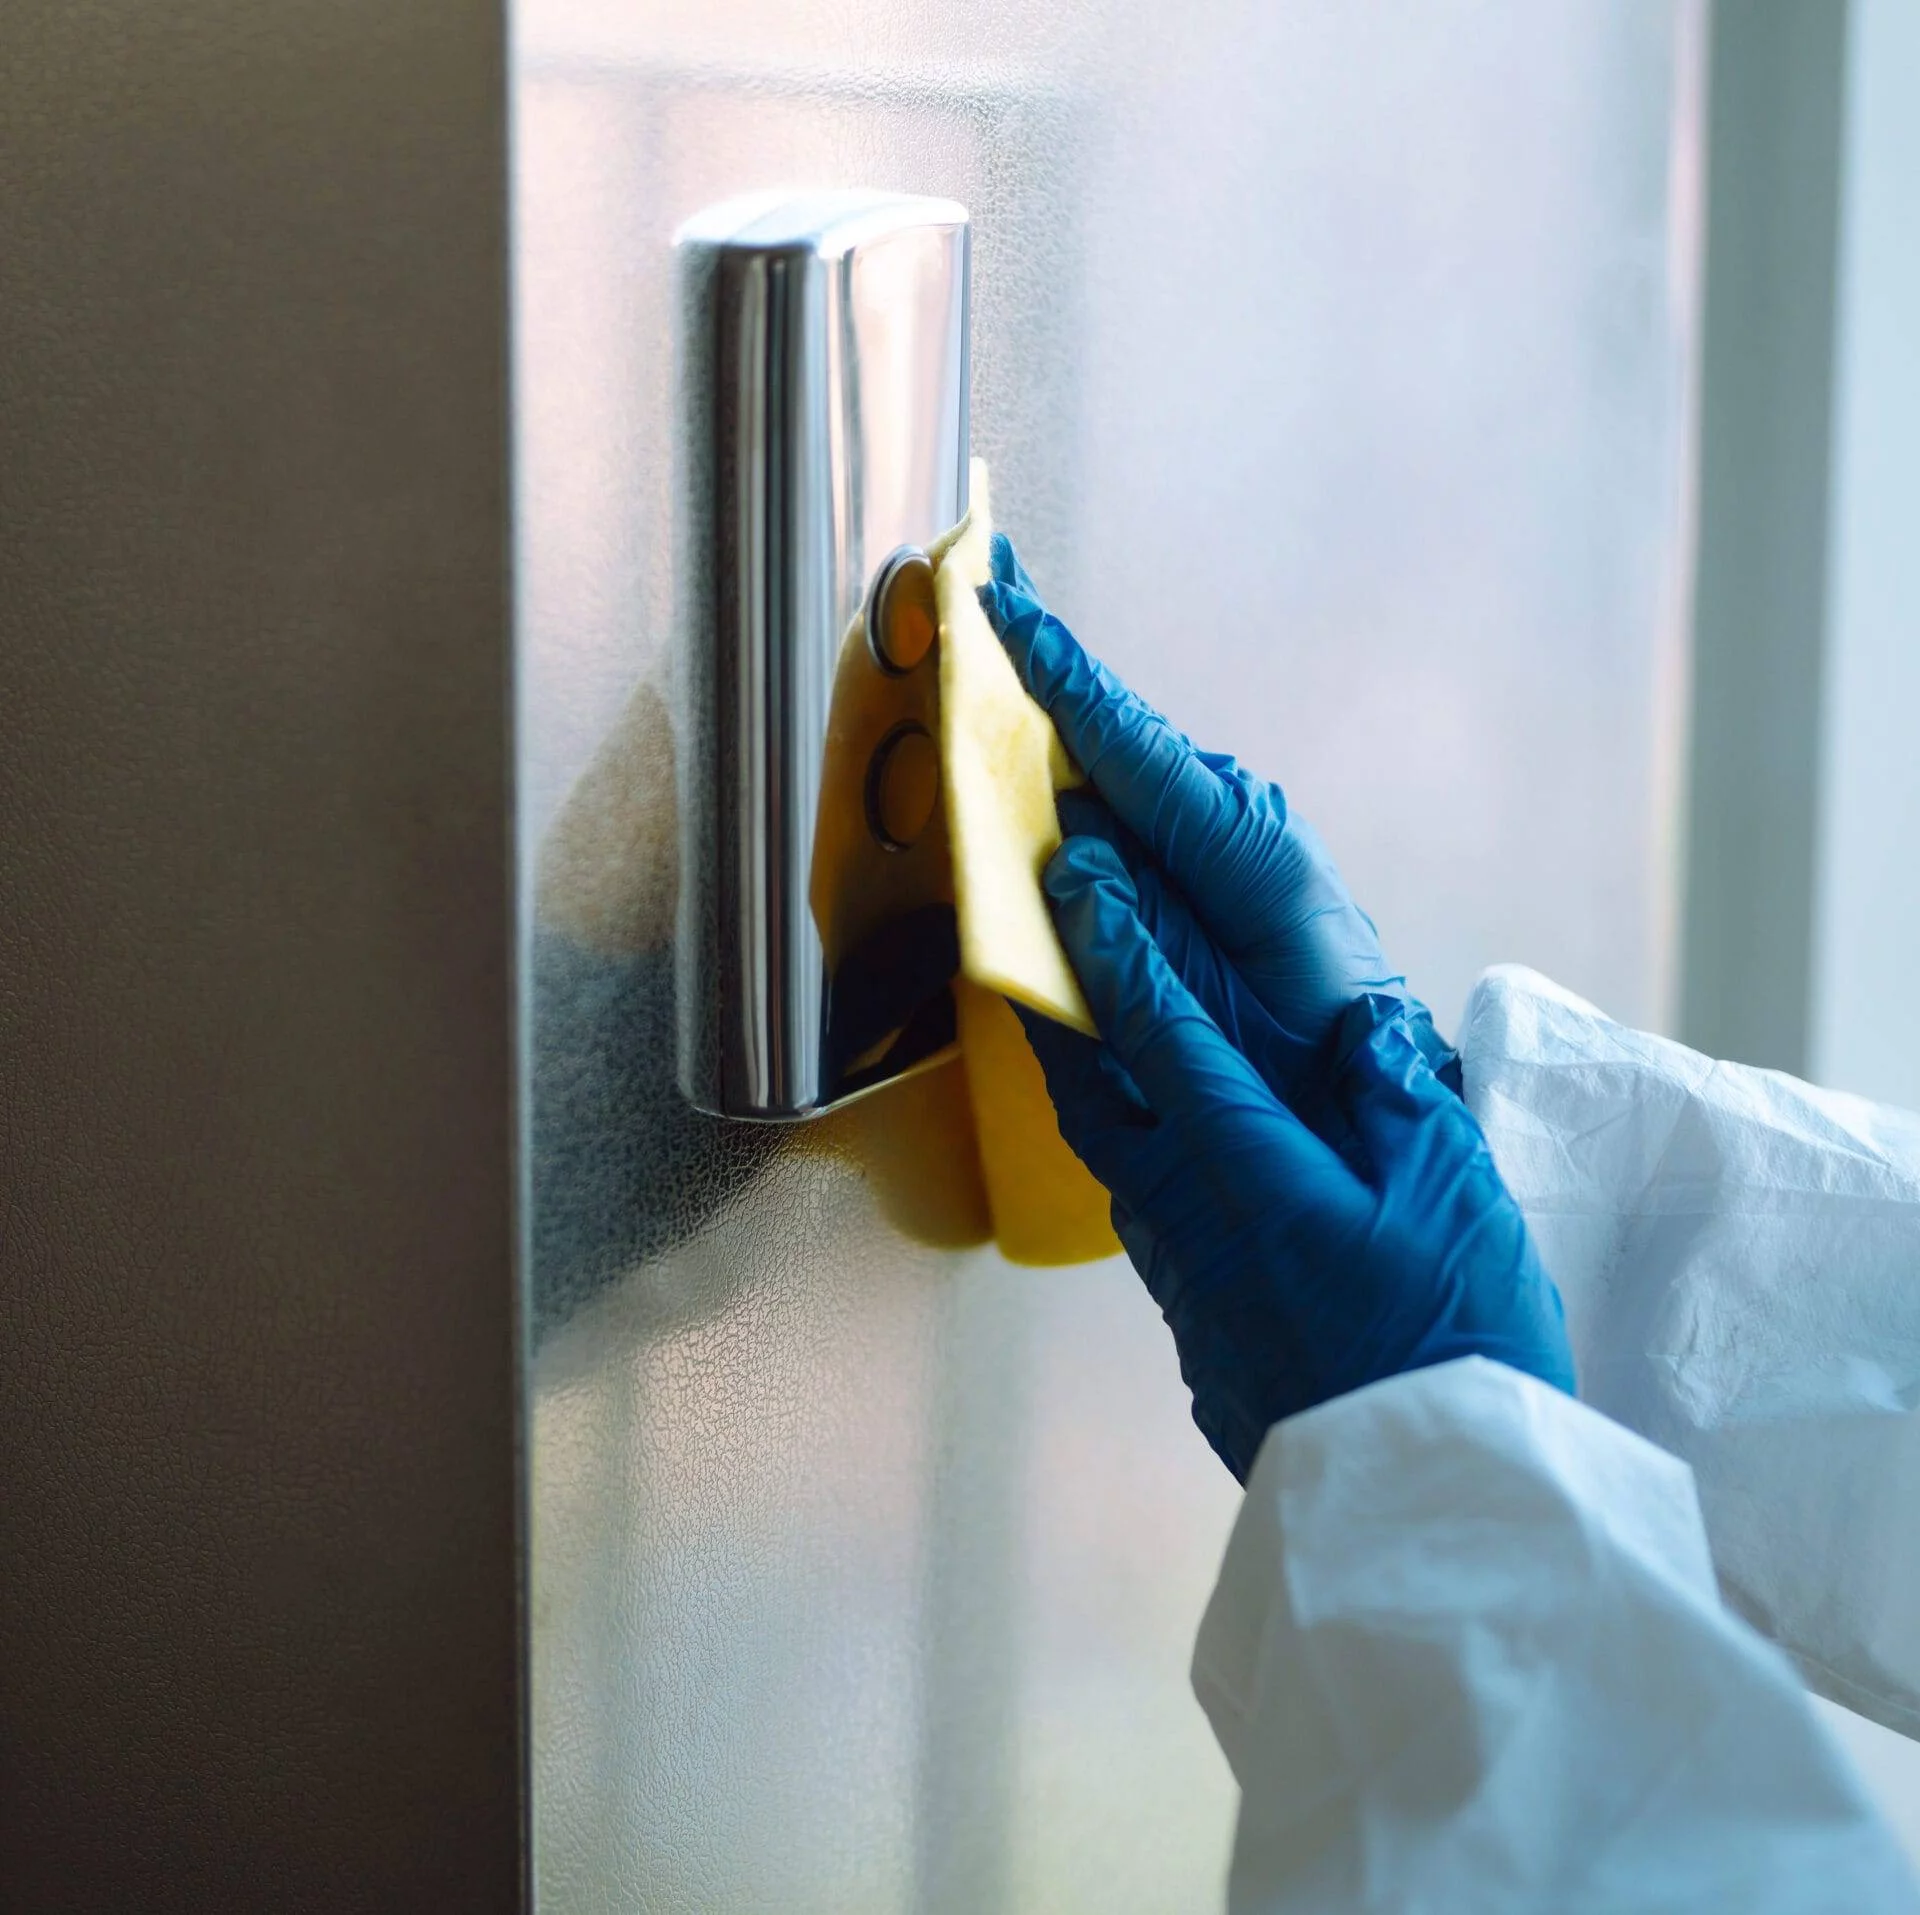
[517, 5, 1704, 1908]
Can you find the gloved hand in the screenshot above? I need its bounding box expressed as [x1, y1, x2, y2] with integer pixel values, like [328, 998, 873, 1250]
[1027, 839, 1576, 1480]
[977, 540, 1574, 1479]
[978, 534, 1461, 1103]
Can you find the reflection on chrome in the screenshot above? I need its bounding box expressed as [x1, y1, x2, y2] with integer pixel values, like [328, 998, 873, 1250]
[675, 193, 971, 1121]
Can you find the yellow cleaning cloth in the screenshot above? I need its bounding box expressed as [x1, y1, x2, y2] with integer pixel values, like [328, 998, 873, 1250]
[929, 463, 1114, 1263]
[927, 465, 1093, 1033]
[535, 489, 1115, 1265]
[807, 460, 1116, 1264]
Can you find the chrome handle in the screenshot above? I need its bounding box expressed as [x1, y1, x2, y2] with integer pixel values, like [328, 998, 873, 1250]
[674, 192, 971, 1120]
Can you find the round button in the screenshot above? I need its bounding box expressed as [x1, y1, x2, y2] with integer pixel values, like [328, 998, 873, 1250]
[866, 547, 937, 675]
[866, 722, 941, 851]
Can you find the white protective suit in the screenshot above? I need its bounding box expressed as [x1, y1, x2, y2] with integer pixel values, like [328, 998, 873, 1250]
[1193, 965, 1920, 1912]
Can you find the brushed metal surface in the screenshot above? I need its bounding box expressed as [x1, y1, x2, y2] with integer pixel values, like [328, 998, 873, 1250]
[515, 11, 1705, 1909]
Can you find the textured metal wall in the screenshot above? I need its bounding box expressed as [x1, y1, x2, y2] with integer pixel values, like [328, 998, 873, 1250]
[518, 5, 1705, 1909]
[0, 4, 523, 1907]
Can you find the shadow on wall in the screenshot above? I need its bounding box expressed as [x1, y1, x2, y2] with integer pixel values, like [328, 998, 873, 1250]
[528, 677, 1004, 1341]
[529, 681, 777, 1340]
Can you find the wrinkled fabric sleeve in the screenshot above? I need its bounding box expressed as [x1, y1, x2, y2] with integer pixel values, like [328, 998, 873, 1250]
[1461, 964, 1920, 1739]
[1194, 1358, 1917, 1914]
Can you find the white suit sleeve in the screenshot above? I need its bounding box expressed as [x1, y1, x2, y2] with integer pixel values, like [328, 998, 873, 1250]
[1193, 1358, 1919, 1913]
[1461, 965, 1920, 1738]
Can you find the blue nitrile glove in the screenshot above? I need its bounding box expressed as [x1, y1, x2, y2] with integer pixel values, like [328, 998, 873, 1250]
[978, 533, 1462, 1103]
[1023, 837, 1576, 1481]
[975, 538, 1573, 1477]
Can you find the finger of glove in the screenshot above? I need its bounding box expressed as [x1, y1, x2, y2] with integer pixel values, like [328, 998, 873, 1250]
[1053, 791, 1234, 1018]
[979, 542, 1464, 1089]
[1045, 835, 1335, 1182]
[1088, 711, 1460, 1092]
[1054, 790, 1273, 1047]
[1130, 780, 1463, 1090]
[1012, 997, 1151, 1125]
[1058, 792, 1246, 1025]
[987, 530, 1041, 600]
[976, 574, 1258, 921]
[1333, 993, 1478, 1190]
[1010, 1000, 1152, 1194]
[1053, 786, 1344, 1120]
